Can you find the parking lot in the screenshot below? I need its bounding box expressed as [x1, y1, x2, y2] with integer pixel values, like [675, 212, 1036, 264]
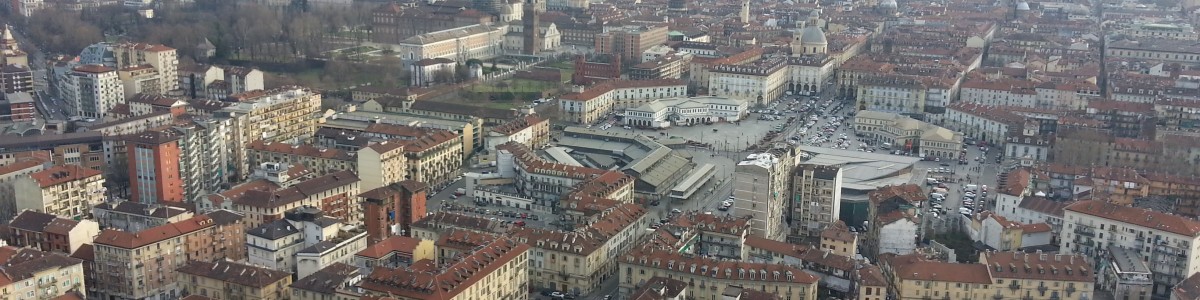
[608, 116, 788, 152]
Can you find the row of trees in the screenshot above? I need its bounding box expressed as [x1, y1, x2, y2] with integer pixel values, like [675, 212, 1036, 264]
[19, 0, 377, 63]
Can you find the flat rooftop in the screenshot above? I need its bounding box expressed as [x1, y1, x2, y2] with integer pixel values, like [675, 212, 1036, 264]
[323, 110, 472, 131]
[798, 146, 921, 190]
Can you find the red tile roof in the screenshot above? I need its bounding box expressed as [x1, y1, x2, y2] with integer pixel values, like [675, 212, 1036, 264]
[27, 164, 102, 188]
[982, 251, 1092, 282]
[1065, 200, 1200, 236]
[623, 248, 819, 284]
[360, 238, 530, 299]
[94, 215, 216, 249]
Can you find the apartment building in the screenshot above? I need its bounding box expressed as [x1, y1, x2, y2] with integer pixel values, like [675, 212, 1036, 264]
[246, 141, 356, 177]
[248, 207, 368, 279]
[110, 43, 179, 93]
[0, 64, 34, 94]
[733, 151, 795, 241]
[708, 57, 790, 106]
[177, 65, 264, 100]
[484, 114, 550, 151]
[0, 158, 47, 223]
[864, 184, 925, 259]
[394, 24, 507, 63]
[118, 65, 162, 97]
[1106, 37, 1200, 65]
[171, 116, 229, 202]
[854, 110, 963, 158]
[359, 180, 428, 244]
[687, 213, 752, 259]
[1102, 246, 1154, 300]
[960, 77, 1041, 108]
[65, 64, 123, 119]
[91, 211, 247, 300]
[513, 202, 651, 295]
[352, 236, 435, 275]
[0, 246, 87, 300]
[619, 248, 820, 300]
[92, 201, 193, 232]
[216, 87, 322, 179]
[857, 264, 889, 300]
[595, 25, 668, 61]
[819, 221, 858, 258]
[289, 263, 362, 300]
[11, 164, 105, 220]
[970, 211, 1053, 251]
[5, 210, 99, 254]
[2, 92, 34, 122]
[884, 251, 1095, 300]
[0, 133, 104, 172]
[124, 129, 185, 204]
[630, 52, 691, 80]
[1061, 200, 1200, 298]
[232, 170, 360, 228]
[791, 164, 843, 238]
[398, 130, 463, 189]
[559, 79, 687, 124]
[359, 238, 530, 300]
[177, 260, 292, 300]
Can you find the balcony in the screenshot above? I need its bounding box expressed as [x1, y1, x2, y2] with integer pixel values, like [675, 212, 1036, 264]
[1022, 296, 1033, 300]
[1038, 285, 1048, 293]
[1074, 226, 1095, 237]
[1009, 282, 1021, 290]
[36, 278, 55, 288]
[1066, 286, 1076, 295]
[992, 294, 1003, 300]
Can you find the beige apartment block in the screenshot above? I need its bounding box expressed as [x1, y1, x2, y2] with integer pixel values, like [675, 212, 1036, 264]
[791, 163, 843, 238]
[513, 202, 650, 295]
[733, 150, 795, 241]
[111, 42, 179, 92]
[620, 248, 819, 300]
[11, 164, 104, 220]
[177, 260, 292, 300]
[360, 238, 530, 300]
[218, 87, 322, 179]
[92, 211, 247, 300]
[884, 251, 1095, 300]
[0, 246, 87, 300]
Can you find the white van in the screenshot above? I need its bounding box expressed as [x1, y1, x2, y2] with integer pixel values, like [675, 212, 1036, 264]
[926, 178, 940, 185]
[960, 207, 973, 215]
[964, 184, 979, 191]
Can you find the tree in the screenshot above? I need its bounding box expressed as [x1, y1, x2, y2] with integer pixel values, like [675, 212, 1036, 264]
[432, 69, 454, 84]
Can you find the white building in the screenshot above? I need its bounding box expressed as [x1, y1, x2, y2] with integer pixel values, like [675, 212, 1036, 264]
[65, 64, 123, 119]
[790, 164, 843, 237]
[394, 24, 507, 64]
[11, 165, 106, 221]
[787, 56, 837, 95]
[245, 207, 367, 279]
[960, 78, 1041, 108]
[708, 57, 790, 106]
[733, 151, 793, 241]
[973, 212, 1053, 251]
[622, 96, 747, 128]
[877, 217, 918, 255]
[1061, 200, 1200, 298]
[559, 79, 687, 124]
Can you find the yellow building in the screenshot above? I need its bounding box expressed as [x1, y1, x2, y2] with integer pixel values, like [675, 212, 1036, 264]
[620, 248, 819, 300]
[111, 42, 179, 93]
[513, 202, 650, 295]
[819, 221, 858, 258]
[11, 164, 105, 220]
[177, 260, 293, 300]
[0, 246, 86, 300]
[857, 264, 888, 300]
[884, 251, 1096, 300]
[360, 238, 530, 300]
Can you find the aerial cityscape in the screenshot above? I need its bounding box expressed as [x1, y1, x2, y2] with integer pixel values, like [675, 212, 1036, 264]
[0, 0, 1194, 299]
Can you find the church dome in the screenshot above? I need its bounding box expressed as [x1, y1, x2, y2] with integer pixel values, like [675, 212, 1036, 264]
[880, 0, 898, 9]
[1016, 1, 1030, 10]
[799, 25, 827, 45]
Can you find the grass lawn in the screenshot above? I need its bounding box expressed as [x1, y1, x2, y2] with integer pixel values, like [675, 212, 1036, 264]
[467, 79, 558, 93]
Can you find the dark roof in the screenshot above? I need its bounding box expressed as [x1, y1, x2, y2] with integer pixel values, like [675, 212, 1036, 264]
[235, 170, 360, 208]
[298, 241, 338, 254]
[409, 100, 515, 120]
[247, 219, 300, 240]
[205, 210, 244, 225]
[177, 260, 291, 288]
[0, 247, 84, 283]
[94, 201, 192, 219]
[629, 276, 688, 300]
[7, 210, 59, 232]
[1176, 272, 1200, 300]
[0, 131, 102, 149]
[290, 263, 358, 293]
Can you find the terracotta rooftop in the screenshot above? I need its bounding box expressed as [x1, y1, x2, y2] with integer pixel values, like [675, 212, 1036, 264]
[234, 170, 359, 209]
[94, 215, 216, 249]
[246, 140, 355, 161]
[982, 251, 1092, 282]
[178, 260, 291, 287]
[1065, 200, 1200, 236]
[357, 236, 422, 259]
[623, 248, 819, 284]
[27, 164, 102, 188]
[360, 238, 529, 299]
[889, 255, 992, 284]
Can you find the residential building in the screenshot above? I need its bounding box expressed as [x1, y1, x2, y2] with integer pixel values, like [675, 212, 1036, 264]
[359, 180, 428, 244]
[630, 52, 691, 80]
[2, 92, 34, 122]
[1106, 37, 1200, 65]
[819, 221, 858, 258]
[110, 42, 179, 93]
[64, 64, 123, 119]
[857, 264, 888, 300]
[708, 57, 790, 106]
[223, 66, 264, 95]
[559, 79, 687, 124]
[619, 248, 820, 300]
[410, 212, 505, 242]
[0, 246, 87, 299]
[884, 251, 1095, 300]
[394, 24, 507, 64]
[4, 210, 99, 254]
[628, 277, 689, 300]
[170, 116, 230, 202]
[245, 206, 368, 279]
[513, 202, 650, 295]
[1174, 273, 1200, 300]
[11, 164, 105, 220]
[124, 129, 185, 204]
[484, 114, 550, 151]
[359, 237, 530, 300]
[118, 65, 163, 97]
[853, 110, 964, 158]
[177, 260, 292, 300]
[91, 211, 247, 300]
[790, 164, 843, 238]
[231, 170, 361, 228]
[1101, 246, 1153, 300]
[91, 201, 193, 232]
[864, 184, 924, 259]
[1061, 200, 1200, 298]
[595, 25, 668, 62]
[289, 263, 362, 300]
[960, 77, 1041, 108]
[685, 213, 752, 259]
[215, 87, 322, 180]
[0, 64, 33, 94]
[622, 96, 748, 128]
[352, 236, 435, 275]
[733, 150, 795, 241]
[970, 211, 1053, 251]
[0, 158, 48, 223]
